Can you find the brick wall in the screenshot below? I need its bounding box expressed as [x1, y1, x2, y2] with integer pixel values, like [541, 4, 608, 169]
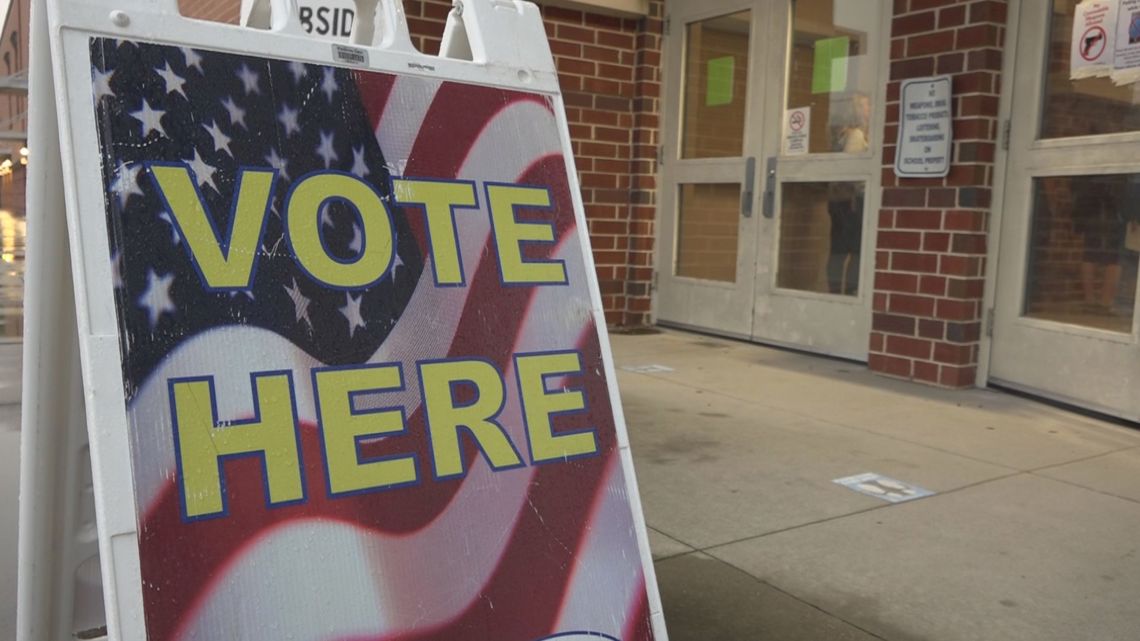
[178, 0, 241, 24]
[626, 1, 663, 325]
[542, 1, 661, 326]
[869, 0, 1007, 387]
[178, 0, 661, 328]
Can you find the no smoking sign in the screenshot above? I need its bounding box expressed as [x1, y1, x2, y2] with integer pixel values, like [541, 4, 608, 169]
[789, 110, 805, 132]
[783, 107, 810, 156]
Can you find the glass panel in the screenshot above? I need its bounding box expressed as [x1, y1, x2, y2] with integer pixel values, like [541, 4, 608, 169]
[777, 181, 865, 296]
[1042, 1, 1140, 138]
[0, 208, 24, 339]
[786, 0, 879, 154]
[1025, 175, 1140, 332]
[676, 183, 741, 282]
[681, 11, 751, 159]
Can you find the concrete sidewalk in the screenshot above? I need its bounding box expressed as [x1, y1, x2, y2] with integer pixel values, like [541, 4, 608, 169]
[3, 329, 1138, 640]
[613, 329, 1140, 641]
[0, 403, 20, 640]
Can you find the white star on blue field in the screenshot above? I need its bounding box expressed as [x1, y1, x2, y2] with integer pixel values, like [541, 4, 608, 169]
[90, 38, 422, 396]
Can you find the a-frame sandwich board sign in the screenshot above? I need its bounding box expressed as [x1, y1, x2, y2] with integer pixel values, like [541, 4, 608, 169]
[18, 0, 668, 639]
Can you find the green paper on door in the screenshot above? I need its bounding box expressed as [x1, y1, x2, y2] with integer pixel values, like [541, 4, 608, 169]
[812, 36, 849, 94]
[706, 56, 734, 106]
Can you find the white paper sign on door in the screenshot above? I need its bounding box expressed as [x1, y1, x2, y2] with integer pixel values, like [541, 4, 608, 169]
[1071, 0, 1117, 79]
[783, 107, 810, 156]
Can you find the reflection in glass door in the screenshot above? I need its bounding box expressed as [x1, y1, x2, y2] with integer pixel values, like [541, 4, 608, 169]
[681, 12, 751, 161]
[991, 0, 1140, 419]
[777, 181, 867, 296]
[676, 183, 743, 282]
[1024, 175, 1140, 334]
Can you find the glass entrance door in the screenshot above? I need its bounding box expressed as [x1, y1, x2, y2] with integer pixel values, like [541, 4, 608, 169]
[656, 0, 885, 359]
[751, 0, 883, 358]
[991, 1, 1140, 419]
[655, 1, 767, 337]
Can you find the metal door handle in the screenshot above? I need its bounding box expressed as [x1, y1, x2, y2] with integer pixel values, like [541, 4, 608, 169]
[741, 156, 756, 218]
[761, 156, 777, 219]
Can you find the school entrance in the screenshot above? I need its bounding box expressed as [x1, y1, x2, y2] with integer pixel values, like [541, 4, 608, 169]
[654, 0, 887, 360]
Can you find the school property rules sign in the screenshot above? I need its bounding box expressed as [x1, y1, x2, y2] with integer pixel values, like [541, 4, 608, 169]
[40, 1, 663, 639]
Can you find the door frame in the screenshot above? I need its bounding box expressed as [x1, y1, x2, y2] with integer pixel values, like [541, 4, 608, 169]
[982, 0, 1140, 417]
[976, 0, 1020, 386]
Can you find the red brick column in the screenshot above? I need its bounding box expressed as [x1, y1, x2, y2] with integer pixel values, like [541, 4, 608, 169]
[869, 0, 1007, 387]
[541, 4, 640, 325]
[624, 0, 663, 326]
[406, 0, 660, 327]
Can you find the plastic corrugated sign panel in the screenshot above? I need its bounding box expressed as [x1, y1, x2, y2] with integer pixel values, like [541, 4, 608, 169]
[39, 0, 666, 639]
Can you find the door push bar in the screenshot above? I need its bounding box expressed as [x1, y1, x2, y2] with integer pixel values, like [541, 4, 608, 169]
[761, 156, 776, 219]
[741, 156, 756, 217]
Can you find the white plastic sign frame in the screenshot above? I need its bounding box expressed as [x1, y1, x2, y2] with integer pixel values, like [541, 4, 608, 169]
[30, 0, 667, 639]
[17, 3, 109, 639]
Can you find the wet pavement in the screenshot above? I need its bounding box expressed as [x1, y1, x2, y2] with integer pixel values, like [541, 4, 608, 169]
[0, 208, 24, 404]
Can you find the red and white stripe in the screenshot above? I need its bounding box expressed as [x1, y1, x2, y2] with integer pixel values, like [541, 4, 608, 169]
[127, 73, 654, 641]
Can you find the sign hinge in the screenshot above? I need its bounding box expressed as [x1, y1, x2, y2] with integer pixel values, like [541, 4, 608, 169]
[656, 145, 664, 166]
[663, 15, 670, 36]
[1001, 119, 1011, 151]
[985, 307, 995, 338]
[651, 270, 659, 292]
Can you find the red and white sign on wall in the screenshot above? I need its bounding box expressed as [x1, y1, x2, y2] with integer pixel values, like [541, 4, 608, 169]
[21, 1, 666, 640]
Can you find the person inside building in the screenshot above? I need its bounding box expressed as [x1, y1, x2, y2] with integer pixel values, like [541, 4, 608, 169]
[1071, 174, 1131, 315]
[826, 91, 871, 295]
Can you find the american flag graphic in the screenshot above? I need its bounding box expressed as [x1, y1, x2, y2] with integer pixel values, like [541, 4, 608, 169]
[90, 38, 656, 641]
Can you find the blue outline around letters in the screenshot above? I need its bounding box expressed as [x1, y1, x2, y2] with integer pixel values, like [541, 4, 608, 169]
[389, 176, 480, 288]
[310, 362, 422, 499]
[416, 356, 527, 481]
[168, 369, 307, 523]
[146, 161, 278, 293]
[534, 633, 620, 641]
[283, 169, 396, 291]
[513, 349, 599, 466]
[483, 181, 569, 287]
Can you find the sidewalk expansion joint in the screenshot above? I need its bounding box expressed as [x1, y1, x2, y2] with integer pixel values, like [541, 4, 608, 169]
[1026, 444, 1140, 475]
[697, 552, 894, 641]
